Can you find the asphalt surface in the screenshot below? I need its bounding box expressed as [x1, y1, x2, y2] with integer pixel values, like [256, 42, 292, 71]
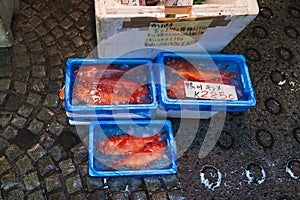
[0, 0, 299, 199]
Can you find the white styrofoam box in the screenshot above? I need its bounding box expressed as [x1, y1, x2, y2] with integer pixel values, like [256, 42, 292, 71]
[94, 0, 259, 58]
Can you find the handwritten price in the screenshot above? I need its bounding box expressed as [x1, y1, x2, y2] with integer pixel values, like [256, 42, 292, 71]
[184, 81, 238, 100]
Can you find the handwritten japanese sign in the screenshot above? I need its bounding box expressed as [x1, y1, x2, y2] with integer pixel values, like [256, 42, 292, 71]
[184, 81, 238, 100]
[145, 20, 212, 46]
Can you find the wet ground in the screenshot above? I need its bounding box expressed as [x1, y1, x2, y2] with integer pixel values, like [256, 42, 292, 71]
[0, 0, 299, 199]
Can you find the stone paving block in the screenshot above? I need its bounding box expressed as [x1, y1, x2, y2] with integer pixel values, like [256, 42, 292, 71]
[144, 177, 162, 192]
[0, 61, 12, 77]
[79, 2, 90, 12]
[79, 161, 88, 176]
[51, 27, 64, 39]
[126, 177, 144, 191]
[26, 92, 42, 106]
[48, 191, 66, 200]
[44, 35, 56, 47]
[45, 173, 62, 192]
[72, 36, 84, 46]
[71, 144, 88, 163]
[0, 112, 12, 127]
[24, 32, 38, 43]
[109, 192, 129, 200]
[31, 79, 46, 92]
[10, 128, 39, 151]
[107, 178, 127, 192]
[23, 7, 36, 18]
[70, 10, 82, 21]
[32, 1, 46, 11]
[28, 41, 43, 52]
[13, 55, 29, 69]
[86, 177, 104, 191]
[47, 45, 60, 57]
[29, 54, 46, 65]
[11, 115, 27, 129]
[65, 27, 79, 39]
[66, 174, 83, 194]
[70, 193, 87, 200]
[50, 66, 64, 80]
[27, 190, 44, 200]
[18, 104, 34, 118]
[14, 68, 30, 81]
[12, 44, 27, 55]
[30, 15, 42, 28]
[35, 24, 48, 37]
[40, 132, 55, 150]
[57, 131, 81, 151]
[59, 158, 76, 176]
[0, 79, 11, 90]
[2, 126, 18, 139]
[87, 189, 107, 200]
[5, 144, 23, 161]
[6, 189, 25, 200]
[38, 155, 57, 176]
[6, 95, 23, 111]
[46, 18, 58, 30]
[131, 191, 148, 200]
[48, 81, 63, 93]
[82, 29, 93, 41]
[0, 172, 19, 190]
[14, 81, 27, 95]
[0, 92, 7, 105]
[43, 94, 59, 108]
[49, 56, 62, 67]
[32, 65, 46, 78]
[161, 175, 179, 190]
[0, 137, 9, 152]
[37, 107, 54, 122]
[23, 171, 40, 191]
[168, 189, 186, 200]
[150, 191, 168, 200]
[16, 155, 33, 175]
[27, 143, 47, 162]
[48, 121, 64, 136]
[60, 18, 73, 30]
[27, 119, 44, 135]
[49, 144, 67, 162]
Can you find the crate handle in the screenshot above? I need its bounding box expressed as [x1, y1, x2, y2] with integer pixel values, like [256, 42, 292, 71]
[164, 6, 193, 17]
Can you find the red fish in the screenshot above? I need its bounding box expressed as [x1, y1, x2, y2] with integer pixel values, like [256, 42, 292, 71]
[59, 64, 145, 100]
[103, 140, 167, 170]
[97, 132, 166, 156]
[73, 76, 149, 105]
[75, 65, 144, 85]
[165, 58, 239, 99]
[165, 57, 239, 82]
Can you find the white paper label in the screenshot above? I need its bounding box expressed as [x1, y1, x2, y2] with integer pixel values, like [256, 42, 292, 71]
[184, 81, 238, 100]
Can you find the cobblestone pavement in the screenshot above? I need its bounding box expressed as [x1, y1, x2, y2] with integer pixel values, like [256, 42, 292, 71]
[0, 0, 299, 199]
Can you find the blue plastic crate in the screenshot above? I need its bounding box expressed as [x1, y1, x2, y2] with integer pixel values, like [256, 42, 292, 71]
[88, 120, 177, 177]
[64, 58, 158, 119]
[155, 53, 256, 113]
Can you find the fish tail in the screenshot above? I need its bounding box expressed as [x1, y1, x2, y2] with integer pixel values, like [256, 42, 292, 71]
[148, 131, 166, 141]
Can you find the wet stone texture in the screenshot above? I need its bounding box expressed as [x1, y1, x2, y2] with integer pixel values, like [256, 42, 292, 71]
[0, 0, 298, 199]
[1, 172, 19, 190]
[66, 174, 83, 194]
[23, 171, 40, 191]
[38, 155, 57, 176]
[45, 173, 62, 192]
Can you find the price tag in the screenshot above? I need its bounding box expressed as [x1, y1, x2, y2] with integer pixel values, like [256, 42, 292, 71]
[184, 81, 238, 100]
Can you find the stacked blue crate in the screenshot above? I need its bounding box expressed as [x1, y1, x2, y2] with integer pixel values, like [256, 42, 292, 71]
[63, 53, 256, 177]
